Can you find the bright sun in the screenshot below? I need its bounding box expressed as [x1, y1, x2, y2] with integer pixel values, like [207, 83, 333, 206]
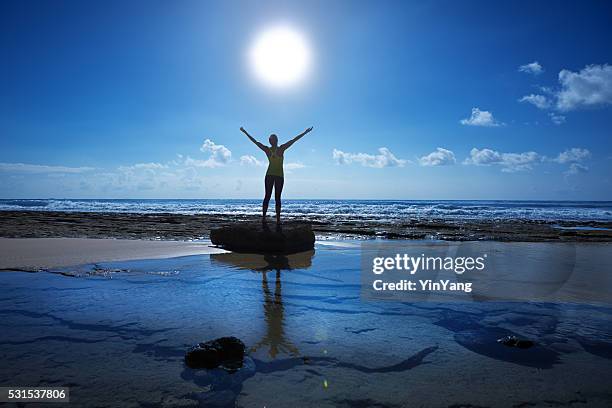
[249, 26, 312, 89]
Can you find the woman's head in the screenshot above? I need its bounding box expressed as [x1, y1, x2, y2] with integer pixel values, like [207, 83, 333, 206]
[269, 134, 278, 146]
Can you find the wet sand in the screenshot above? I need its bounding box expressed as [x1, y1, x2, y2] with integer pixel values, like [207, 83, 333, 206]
[0, 238, 225, 271]
[1, 210, 612, 241]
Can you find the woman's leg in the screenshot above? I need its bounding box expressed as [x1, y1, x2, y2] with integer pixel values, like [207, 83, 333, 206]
[273, 176, 284, 225]
[262, 175, 274, 223]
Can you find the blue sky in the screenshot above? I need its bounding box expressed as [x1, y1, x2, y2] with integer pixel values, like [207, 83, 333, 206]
[1, 0, 611, 200]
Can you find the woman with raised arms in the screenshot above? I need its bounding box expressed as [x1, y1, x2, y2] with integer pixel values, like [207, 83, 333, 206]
[240, 126, 313, 229]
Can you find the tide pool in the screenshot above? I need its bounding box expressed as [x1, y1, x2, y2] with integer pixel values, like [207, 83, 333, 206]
[0, 242, 611, 407]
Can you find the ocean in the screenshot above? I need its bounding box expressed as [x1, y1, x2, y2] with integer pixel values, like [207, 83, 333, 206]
[1, 199, 611, 222]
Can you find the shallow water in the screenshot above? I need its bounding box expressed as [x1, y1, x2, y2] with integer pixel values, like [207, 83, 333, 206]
[1, 242, 611, 407]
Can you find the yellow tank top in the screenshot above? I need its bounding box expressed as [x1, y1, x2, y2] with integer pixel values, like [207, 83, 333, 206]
[266, 147, 284, 177]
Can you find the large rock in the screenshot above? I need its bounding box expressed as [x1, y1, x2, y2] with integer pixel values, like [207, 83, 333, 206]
[185, 336, 246, 370]
[210, 223, 315, 254]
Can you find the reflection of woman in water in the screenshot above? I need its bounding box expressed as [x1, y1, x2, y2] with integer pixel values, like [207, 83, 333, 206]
[210, 250, 314, 359]
[252, 266, 300, 358]
[240, 126, 313, 228]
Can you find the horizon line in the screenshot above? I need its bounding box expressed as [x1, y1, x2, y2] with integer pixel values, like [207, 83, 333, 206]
[1, 198, 612, 203]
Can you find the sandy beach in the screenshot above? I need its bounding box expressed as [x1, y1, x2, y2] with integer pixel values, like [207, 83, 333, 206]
[0, 237, 225, 271]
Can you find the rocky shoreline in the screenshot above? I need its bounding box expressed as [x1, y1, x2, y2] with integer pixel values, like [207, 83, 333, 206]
[0, 210, 611, 242]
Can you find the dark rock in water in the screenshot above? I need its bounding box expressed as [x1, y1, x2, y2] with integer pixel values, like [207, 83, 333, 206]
[210, 223, 315, 254]
[185, 337, 245, 370]
[497, 335, 535, 349]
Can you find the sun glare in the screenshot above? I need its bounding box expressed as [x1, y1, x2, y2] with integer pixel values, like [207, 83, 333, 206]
[249, 25, 312, 89]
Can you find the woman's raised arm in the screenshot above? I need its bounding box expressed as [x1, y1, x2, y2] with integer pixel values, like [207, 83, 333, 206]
[281, 126, 313, 151]
[240, 127, 268, 152]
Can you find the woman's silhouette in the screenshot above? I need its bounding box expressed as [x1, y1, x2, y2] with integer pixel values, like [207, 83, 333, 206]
[240, 126, 313, 228]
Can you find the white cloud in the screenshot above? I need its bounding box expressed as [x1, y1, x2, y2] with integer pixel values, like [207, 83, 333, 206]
[285, 162, 306, 170]
[554, 148, 591, 164]
[240, 155, 264, 166]
[419, 148, 456, 166]
[464, 148, 502, 165]
[460, 108, 503, 127]
[520, 64, 612, 113]
[198, 139, 232, 167]
[556, 64, 612, 111]
[132, 162, 168, 169]
[498, 152, 541, 172]
[519, 94, 551, 109]
[565, 163, 588, 176]
[464, 148, 541, 172]
[106, 157, 211, 192]
[333, 147, 407, 168]
[549, 112, 566, 125]
[182, 156, 212, 168]
[119, 162, 168, 171]
[0, 162, 95, 174]
[465, 147, 592, 174]
[519, 61, 543, 75]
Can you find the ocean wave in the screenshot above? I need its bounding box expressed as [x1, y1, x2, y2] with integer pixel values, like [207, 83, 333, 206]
[0, 199, 611, 222]
[0, 199, 50, 208]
